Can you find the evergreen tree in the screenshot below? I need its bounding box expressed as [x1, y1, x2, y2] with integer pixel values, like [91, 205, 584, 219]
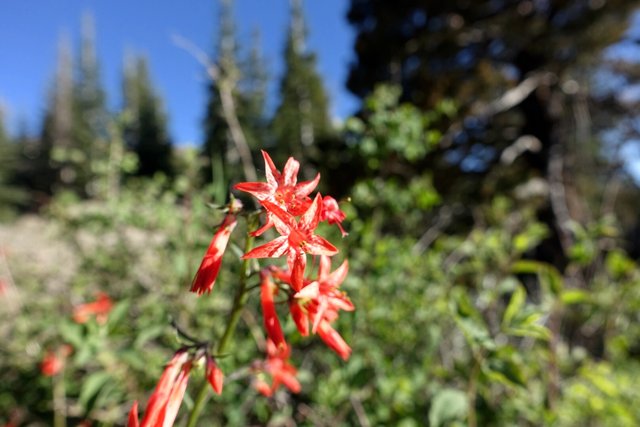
[35, 16, 107, 198]
[122, 55, 173, 178]
[0, 108, 27, 217]
[271, 0, 332, 167]
[345, 0, 640, 256]
[69, 13, 108, 196]
[36, 34, 74, 197]
[238, 30, 269, 153]
[346, 0, 637, 189]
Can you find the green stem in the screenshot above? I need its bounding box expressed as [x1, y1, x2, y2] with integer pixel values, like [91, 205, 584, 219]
[53, 370, 66, 427]
[186, 215, 257, 427]
[467, 359, 480, 427]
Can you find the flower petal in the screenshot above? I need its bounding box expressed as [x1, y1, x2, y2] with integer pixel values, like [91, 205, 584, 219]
[300, 193, 323, 232]
[305, 235, 338, 256]
[242, 236, 289, 259]
[233, 182, 274, 200]
[317, 321, 351, 360]
[318, 255, 332, 281]
[141, 351, 189, 426]
[289, 301, 309, 336]
[289, 252, 306, 292]
[295, 281, 319, 300]
[206, 356, 224, 395]
[261, 200, 296, 231]
[254, 378, 273, 397]
[262, 150, 280, 188]
[282, 157, 300, 186]
[326, 260, 349, 289]
[161, 362, 191, 427]
[260, 271, 285, 347]
[278, 370, 301, 394]
[294, 173, 320, 198]
[127, 401, 140, 427]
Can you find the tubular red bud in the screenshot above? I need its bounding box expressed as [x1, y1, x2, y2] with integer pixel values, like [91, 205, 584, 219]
[206, 356, 224, 395]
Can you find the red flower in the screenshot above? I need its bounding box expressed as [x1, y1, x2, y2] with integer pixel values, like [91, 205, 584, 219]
[294, 256, 353, 333]
[265, 266, 312, 335]
[234, 150, 319, 236]
[292, 256, 353, 360]
[320, 196, 348, 237]
[206, 356, 224, 395]
[128, 350, 192, 427]
[190, 211, 238, 296]
[260, 270, 285, 347]
[40, 352, 64, 377]
[242, 194, 338, 290]
[40, 345, 72, 377]
[253, 340, 301, 397]
[72, 292, 113, 325]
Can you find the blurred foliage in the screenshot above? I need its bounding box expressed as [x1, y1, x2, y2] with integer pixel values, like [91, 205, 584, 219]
[3, 84, 640, 427]
[2, 0, 640, 424]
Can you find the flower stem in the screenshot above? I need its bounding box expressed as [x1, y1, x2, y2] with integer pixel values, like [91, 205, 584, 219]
[52, 370, 66, 427]
[186, 215, 257, 427]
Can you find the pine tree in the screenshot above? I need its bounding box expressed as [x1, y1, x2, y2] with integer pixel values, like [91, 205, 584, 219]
[344, 0, 640, 263]
[346, 0, 637, 181]
[70, 13, 108, 196]
[0, 108, 27, 217]
[37, 33, 74, 196]
[122, 55, 173, 178]
[238, 30, 269, 154]
[271, 0, 332, 167]
[345, 0, 638, 212]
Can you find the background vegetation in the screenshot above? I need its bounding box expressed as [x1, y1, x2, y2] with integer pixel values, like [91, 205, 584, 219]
[2, 0, 640, 425]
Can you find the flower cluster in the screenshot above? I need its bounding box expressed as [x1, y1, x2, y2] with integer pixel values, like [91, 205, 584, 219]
[39, 294, 112, 380]
[128, 349, 222, 427]
[235, 151, 352, 394]
[130, 151, 351, 424]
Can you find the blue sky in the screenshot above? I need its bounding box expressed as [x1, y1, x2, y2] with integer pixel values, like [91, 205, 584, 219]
[0, 0, 358, 145]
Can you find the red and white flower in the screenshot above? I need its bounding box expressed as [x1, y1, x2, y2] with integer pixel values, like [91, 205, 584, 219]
[190, 200, 242, 296]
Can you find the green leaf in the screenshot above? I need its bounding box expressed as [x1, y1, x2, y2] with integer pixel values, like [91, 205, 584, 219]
[506, 325, 551, 341]
[134, 325, 165, 348]
[503, 285, 526, 327]
[58, 322, 84, 348]
[512, 260, 563, 294]
[107, 300, 130, 328]
[560, 289, 591, 305]
[484, 356, 527, 388]
[429, 389, 468, 427]
[605, 250, 636, 278]
[79, 371, 111, 409]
